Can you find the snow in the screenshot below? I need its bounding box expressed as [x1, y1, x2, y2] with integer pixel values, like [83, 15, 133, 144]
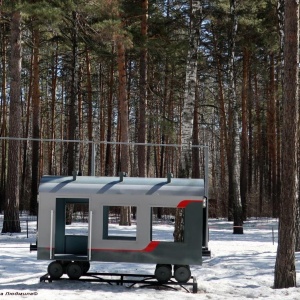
[0, 217, 299, 299]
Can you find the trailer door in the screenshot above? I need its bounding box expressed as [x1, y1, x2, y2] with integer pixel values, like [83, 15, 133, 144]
[55, 198, 89, 259]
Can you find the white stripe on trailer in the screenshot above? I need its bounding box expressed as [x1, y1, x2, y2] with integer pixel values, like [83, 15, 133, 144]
[50, 210, 54, 259]
[89, 211, 93, 260]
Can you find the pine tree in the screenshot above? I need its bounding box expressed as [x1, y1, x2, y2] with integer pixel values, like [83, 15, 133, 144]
[2, 7, 22, 233]
[274, 0, 298, 289]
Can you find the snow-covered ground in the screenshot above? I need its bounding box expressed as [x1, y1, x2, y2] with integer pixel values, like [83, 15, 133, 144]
[0, 217, 299, 299]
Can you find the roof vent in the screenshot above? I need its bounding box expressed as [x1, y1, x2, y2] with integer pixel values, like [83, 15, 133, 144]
[72, 170, 77, 181]
[167, 172, 173, 183]
[119, 172, 127, 182]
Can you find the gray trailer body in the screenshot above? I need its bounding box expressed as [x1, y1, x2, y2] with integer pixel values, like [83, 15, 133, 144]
[37, 175, 206, 266]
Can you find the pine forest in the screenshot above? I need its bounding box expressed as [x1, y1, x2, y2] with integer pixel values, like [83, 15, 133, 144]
[0, 0, 299, 247]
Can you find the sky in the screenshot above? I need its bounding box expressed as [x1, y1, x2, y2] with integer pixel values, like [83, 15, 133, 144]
[0, 216, 299, 300]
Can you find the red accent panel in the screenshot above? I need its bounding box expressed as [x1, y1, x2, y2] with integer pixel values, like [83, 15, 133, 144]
[177, 199, 203, 208]
[143, 241, 160, 252]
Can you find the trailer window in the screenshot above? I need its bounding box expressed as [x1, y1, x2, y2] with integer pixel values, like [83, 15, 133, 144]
[151, 207, 185, 242]
[102, 206, 137, 240]
[65, 202, 89, 236]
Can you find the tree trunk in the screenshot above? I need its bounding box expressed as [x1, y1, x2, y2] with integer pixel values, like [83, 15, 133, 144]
[228, 0, 243, 234]
[276, 0, 283, 224]
[192, 87, 200, 179]
[2, 10, 22, 233]
[77, 66, 83, 175]
[274, 0, 298, 288]
[212, 24, 229, 218]
[21, 48, 32, 212]
[268, 53, 278, 218]
[30, 27, 40, 215]
[137, 0, 148, 177]
[117, 39, 130, 226]
[247, 68, 253, 196]
[99, 64, 105, 175]
[175, 0, 201, 241]
[240, 47, 249, 221]
[253, 72, 264, 216]
[159, 61, 168, 179]
[0, 22, 8, 213]
[67, 11, 78, 176]
[105, 46, 114, 176]
[86, 49, 93, 175]
[117, 40, 129, 174]
[48, 41, 58, 175]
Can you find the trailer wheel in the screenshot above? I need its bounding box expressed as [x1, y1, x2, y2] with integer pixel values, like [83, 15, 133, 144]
[174, 265, 191, 283]
[78, 261, 90, 274]
[48, 261, 63, 279]
[154, 264, 172, 283]
[66, 262, 83, 280]
[60, 261, 69, 273]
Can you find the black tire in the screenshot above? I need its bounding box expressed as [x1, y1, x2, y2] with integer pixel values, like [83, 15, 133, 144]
[48, 261, 64, 279]
[59, 260, 69, 274]
[154, 264, 172, 283]
[66, 262, 83, 280]
[78, 261, 90, 274]
[174, 265, 191, 283]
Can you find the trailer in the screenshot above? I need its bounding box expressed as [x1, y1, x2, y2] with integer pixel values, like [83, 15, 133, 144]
[34, 173, 209, 284]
